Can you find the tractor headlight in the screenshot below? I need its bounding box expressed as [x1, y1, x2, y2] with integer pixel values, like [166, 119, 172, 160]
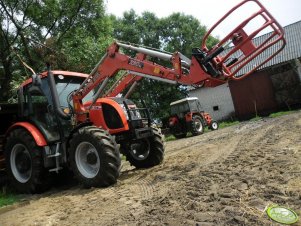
[119, 104, 129, 120]
[119, 103, 141, 121]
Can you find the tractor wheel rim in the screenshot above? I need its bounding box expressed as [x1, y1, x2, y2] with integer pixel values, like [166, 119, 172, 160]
[212, 122, 218, 130]
[129, 139, 150, 160]
[75, 142, 100, 179]
[195, 119, 203, 132]
[10, 144, 32, 183]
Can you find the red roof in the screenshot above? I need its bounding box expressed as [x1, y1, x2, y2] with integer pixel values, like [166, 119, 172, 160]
[21, 70, 89, 87]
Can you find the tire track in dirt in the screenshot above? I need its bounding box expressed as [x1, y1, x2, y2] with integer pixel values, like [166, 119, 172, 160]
[1, 112, 301, 225]
[189, 115, 301, 225]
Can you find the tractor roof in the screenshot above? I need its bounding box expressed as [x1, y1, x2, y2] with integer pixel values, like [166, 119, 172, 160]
[170, 97, 199, 106]
[21, 70, 89, 87]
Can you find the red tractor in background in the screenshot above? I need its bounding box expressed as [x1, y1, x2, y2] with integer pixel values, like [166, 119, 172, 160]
[168, 97, 218, 139]
[0, 0, 285, 193]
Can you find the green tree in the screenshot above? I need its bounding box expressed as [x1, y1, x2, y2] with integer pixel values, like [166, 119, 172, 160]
[0, 0, 111, 101]
[160, 13, 218, 57]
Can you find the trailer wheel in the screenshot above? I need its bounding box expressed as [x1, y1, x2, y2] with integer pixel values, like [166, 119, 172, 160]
[191, 115, 205, 136]
[125, 128, 164, 168]
[209, 121, 219, 130]
[69, 126, 121, 188]
[4, 128, 50, 193]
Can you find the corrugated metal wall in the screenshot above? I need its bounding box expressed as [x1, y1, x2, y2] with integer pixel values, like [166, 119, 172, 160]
[189, 83, 235, 121]
[229, 71, 278, 120]
[190, 61, 301, 121]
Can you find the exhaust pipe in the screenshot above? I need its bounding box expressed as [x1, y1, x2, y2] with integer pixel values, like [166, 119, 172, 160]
[47, 65, 71, 120]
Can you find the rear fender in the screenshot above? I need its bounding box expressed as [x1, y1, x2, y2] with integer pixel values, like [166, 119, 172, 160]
[5, 122, 47, 146]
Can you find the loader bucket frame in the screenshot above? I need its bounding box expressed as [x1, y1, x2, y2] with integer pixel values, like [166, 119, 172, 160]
[202, 0, 286, 80]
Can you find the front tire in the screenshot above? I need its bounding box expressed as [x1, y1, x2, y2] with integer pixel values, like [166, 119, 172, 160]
[69, 126, 121, 188]
[191, 115, 205, 136]
[125, 128, 164, 168]
[4, 129, 50, 193]
[209, 121, 219, 130]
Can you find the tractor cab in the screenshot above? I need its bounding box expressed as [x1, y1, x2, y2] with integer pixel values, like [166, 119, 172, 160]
[170, 97, 203, 118]
[18, 71, 92, 143]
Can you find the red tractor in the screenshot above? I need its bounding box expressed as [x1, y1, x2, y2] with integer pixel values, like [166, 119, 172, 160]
[0, 0, 285, 193]
[168, 97, 218, 139]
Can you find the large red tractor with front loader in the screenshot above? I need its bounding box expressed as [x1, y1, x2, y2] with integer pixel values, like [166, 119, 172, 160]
[0, 0, 285, 193]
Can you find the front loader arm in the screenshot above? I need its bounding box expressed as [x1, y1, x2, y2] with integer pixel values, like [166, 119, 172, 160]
[104, 0, 286, 97]
[72, 0, 286, 122]
[105, 73, 142, 98]
[72, 42, 190, 121]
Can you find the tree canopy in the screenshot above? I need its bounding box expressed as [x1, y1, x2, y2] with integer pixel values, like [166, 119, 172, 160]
[0, 0, 111, 101]
[0, 1, 218, 119]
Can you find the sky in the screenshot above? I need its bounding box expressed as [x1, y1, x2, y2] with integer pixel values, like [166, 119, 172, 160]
[105, 0, 301, 38]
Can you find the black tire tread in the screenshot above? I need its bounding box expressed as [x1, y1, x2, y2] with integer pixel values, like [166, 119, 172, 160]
[126, 127, 165, 168]
[69, 126, 121, 188]
[209, 121, 219, 130]
[4, 128, 50, 193]
[191, 115, 205, 136]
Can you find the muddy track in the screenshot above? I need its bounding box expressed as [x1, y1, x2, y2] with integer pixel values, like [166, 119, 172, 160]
[1, 111, 301, 225]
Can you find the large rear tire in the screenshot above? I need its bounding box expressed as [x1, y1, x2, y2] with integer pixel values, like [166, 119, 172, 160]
[4, 129, 50, 193]
[125, 128, 164, 168]
[69, 126, 121, 188]
[191, 115, 205, 136]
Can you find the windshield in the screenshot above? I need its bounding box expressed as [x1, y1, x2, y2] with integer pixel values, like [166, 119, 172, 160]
[55, 75, 93, 107]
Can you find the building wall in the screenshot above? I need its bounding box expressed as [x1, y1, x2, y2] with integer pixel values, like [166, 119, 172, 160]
[189, 83, 235, 121]
[296, 58, 301, 81]
[229, 70, 278, 120]
[269, 60, 301, 109]
[188, 58, 301, 121]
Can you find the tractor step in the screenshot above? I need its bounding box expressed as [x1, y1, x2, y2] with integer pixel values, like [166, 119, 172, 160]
[49, 167, 63, 172]
[47, 152, 61, 158]
[45, 143, 64, 173]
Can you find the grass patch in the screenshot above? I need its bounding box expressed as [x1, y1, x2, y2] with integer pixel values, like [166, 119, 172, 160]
[164, 134, 176, 142]
[250, 116, 262, 121]
[0, 190, 19, 208]
[269, 110, 296, 118]
[218, 120, 239, 129]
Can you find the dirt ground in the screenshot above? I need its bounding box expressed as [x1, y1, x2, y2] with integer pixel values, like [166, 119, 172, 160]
[0, 111, 301, 226]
